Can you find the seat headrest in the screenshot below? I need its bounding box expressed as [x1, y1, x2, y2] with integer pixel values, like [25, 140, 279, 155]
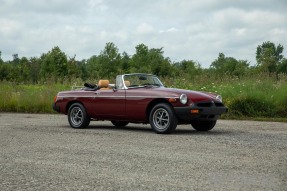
[98, 80, 110, 88]
[124, 80, 130, 87]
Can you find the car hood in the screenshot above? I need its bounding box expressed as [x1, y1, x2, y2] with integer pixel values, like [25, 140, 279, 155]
[154, 87, 219, 102]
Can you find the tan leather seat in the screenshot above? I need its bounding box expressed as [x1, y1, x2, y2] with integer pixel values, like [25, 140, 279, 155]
[98, 80, 110, 90]
[124, 80, 130, 87]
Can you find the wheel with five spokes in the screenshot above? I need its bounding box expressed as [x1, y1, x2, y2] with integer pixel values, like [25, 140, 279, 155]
[68, 103, 90, 128]
[149, 103, 178, 134]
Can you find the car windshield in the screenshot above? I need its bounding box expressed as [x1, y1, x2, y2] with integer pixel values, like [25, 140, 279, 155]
[119, 74, 164, 89]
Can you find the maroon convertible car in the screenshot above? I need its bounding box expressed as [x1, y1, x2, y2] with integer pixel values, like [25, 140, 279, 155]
[53, 73, 227, 134]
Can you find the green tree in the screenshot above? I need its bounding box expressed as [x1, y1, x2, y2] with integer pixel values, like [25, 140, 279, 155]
[130, 44, 172, 76]
[78, 59, 89, 81]
[67, 55, 79, 78]
[12, 54, 20, 65]
[210, 53, 249, 77]
[40, 46, 68, 80]
[0, 52, 13, 81]
[17, 57, 31, 82]
[130, 44, 150, 73]
[0, 51, 3, 65]
[277, 58, 287, 74]
[29, 57, 41, 83]
[256, 41, 284, 73]
[0, 64, 12, 81]
[210, 53, 226, 71]
[233, 60, 250, 77]
[86, 55, 100, 79]
[98, 42, 121, 78]
[0, 51, 4, 80]
[173, 60, 202, 79]
[149, 48, 171, 77]
[120, 52, 130, 73]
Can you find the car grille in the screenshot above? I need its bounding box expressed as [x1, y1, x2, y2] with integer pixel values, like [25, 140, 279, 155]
[195, 101, 224, 107]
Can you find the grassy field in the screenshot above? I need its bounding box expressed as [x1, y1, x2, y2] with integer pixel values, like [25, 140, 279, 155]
[0, 75, 286, 121]
[0, 82, 70, 113]
[167, 74, 287, 121]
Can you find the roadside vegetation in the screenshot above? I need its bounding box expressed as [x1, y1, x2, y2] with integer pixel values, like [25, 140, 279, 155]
[0, 41, 286, 121]
[168, 73, 287, 120]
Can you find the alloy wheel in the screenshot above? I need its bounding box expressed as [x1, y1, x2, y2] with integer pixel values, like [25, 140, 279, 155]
[152, 108, 170, 130]
[70, 106, 83, 126]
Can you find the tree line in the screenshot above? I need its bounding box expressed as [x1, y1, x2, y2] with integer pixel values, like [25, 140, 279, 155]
[0, 41, 286, 83]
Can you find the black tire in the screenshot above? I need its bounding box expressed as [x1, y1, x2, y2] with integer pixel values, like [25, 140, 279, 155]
[111, 121, 129, 127]
[149, 103, 178, 134]
[68, 103, 90, 128]
[191, 121, 217, 131]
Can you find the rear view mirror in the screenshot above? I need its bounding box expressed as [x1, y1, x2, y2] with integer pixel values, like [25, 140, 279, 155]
[139, 76, 147, 80]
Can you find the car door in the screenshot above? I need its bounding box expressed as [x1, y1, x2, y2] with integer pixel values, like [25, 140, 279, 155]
[125, 88, 152, 122]
[91, 89, 126, 119]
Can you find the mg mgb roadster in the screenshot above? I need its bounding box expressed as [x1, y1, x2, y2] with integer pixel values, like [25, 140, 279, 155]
[53, 73, 227, 134]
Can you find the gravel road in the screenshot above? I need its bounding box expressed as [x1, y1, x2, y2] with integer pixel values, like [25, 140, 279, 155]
[0, 113, 286, 191]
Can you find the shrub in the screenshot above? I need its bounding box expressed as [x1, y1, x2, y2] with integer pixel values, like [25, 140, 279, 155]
[228, 96, 276, 117]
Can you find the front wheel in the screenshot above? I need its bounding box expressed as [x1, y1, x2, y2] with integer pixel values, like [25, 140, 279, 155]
[68, 103, 90, 128]
[191, 121, 216, 131]
[149, 103, 178, 134]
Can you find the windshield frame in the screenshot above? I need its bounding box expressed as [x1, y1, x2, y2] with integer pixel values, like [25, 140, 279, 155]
[116, 73, 164, 90]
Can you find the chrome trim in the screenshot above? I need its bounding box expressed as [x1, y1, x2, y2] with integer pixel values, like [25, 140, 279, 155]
[56, 95, 178, 99]
[216, 95, 222, 102]
[57, 96, 98, 98]
[122, 73, 164, 89]
[126, 96, 178, 99]
[122, 75, 128, 90]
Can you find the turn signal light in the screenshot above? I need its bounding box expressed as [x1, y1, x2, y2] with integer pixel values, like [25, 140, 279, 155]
[168, 98, 177, 103]
[190, 109, 199, 114]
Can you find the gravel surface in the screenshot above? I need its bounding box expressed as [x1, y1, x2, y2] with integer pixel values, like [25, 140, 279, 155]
[0, 113, 286, 191]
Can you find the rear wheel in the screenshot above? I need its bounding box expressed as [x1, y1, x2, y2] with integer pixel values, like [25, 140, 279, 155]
[149, 103, 178, 134]
[191, 121, 216, 131]
[68, 103, 90, 128]
[111, 121, 129, 127]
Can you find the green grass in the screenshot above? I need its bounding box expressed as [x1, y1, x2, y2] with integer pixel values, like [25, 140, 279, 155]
[0, 75, 286, 122]
[0, 82, 70, 113]
[166, 74, 287, 121]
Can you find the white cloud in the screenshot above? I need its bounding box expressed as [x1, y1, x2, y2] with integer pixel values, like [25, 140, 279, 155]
[0, 0, 286, 67]
[136, 23, 154, 35]
[159, 27, 179, 34]
[0, 19, 22, 37]
[232, 28, 247, 36]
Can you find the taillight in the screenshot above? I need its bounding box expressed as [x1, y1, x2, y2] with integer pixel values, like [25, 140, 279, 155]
[54, 95, 58, 103]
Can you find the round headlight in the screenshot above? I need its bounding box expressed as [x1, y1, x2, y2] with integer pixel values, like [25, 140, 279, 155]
[180, 94, 188, 104]
[216, 95, 222, 102]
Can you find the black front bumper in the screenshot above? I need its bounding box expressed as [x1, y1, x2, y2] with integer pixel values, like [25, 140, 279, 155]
[174, 105, 228, 122]
[52, 103, 61, 113]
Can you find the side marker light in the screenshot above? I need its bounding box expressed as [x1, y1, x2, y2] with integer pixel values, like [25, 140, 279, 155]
[168, 98, 177, 103]
[191, 109, 199, 114]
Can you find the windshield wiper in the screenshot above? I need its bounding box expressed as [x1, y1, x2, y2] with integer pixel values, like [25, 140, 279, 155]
[143, 84, 161, 88]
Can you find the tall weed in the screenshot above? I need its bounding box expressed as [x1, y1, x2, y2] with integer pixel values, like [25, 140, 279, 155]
[0, 81, 69, 113]
[0, 74, 286, 120]
[166, 74, 287, 119]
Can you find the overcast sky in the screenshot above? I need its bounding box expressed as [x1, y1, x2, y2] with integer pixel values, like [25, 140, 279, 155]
[0, 0, 286, 67]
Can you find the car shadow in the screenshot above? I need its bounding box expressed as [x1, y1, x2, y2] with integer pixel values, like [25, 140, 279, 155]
[84, 124, 233, 135]
[87, 125, 153, 133]
[173, 128, 233, 136]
